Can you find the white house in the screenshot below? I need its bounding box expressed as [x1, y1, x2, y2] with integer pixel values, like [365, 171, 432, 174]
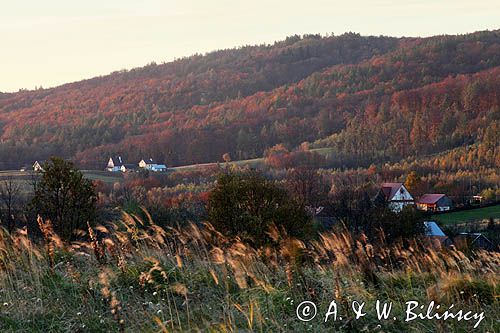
[120, 164, 138, 173]
[33, 161, 45, 172]
[106, 156, 124, 172]
[377, 182, 415, 212]
[138, 158, 167, 172]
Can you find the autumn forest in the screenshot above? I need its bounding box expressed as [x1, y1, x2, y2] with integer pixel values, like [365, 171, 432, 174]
[0, 30, 498, 171]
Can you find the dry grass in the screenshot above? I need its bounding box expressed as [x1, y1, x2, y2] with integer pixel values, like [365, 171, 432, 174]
[0, 211, 498, 332]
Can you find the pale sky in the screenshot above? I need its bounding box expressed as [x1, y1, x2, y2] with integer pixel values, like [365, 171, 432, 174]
[1, 0, 499, 92]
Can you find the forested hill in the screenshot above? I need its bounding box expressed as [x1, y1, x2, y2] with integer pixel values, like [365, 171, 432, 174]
[0, 30, 499, 169]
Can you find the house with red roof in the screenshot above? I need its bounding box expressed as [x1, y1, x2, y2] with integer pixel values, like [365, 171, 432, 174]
[417, 194, 452, 212]
[375, 182, 415, 212]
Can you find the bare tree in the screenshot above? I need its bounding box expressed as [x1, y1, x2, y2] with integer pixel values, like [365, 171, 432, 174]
[0, 176, 21, 232]
[285, 167, 329, 208]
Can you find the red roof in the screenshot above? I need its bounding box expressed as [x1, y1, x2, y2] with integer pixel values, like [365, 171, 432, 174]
[381, 183, 403, 200]
[418, 194, 446, 204]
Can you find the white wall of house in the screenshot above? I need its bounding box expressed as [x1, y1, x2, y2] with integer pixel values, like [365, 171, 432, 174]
[392, 186, 414, 201]
[388, 201, 414, 212]
[388, 185, 414, 212]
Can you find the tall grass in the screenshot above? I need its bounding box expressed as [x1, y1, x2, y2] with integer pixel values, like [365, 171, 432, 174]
[0, 211, 498, 332]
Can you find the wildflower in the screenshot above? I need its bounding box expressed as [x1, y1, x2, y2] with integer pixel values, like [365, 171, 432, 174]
[77, 312, 82, 316]
[157, 309, 162, 314]
[3, 302, 8, 306]
[152, 291, 158, 296]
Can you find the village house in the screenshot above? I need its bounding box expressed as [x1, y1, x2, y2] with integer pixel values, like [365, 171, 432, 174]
[470, 195, 483, 205]
[106, 156, 124, 172]
[454, 233, 496, 251]
[120, 164, 138, 173]
[375, 182, 415, 212]
[33, 160, 45, 172]
[138, 158, 167, 172]
[417, 194, 453, 212]
[424, 221, 452, 247]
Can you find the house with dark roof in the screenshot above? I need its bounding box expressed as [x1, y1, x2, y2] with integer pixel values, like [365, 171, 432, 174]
[120, 164, 138, 173]
[139, 158, 167, 172]
[106, 156, 124, 172]
[375, 183, 415, 212]
[454, 233, 496, 251]
[417, 194, 452, 212]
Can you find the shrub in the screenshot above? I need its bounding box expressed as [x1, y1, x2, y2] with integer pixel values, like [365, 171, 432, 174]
[30, 157, 97, 240]
[207, 170, 314, 246]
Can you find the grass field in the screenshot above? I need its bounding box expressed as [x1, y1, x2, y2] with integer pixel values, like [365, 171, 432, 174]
[432, 205, 500, 225]
[169, 147, 335, 172]
[1, 213, 498, 332]
[0, 170, 123, 186]
[81, 170, 123, 183]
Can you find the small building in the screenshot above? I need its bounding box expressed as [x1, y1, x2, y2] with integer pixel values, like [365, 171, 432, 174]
[139, 158, 167, 172]
[375, 183, 415, 212]
[470, 195, 483, 205]
[120, 164, 138, 173]
[106, 156, 124, 172]
[454, 233, 496, 251]
[417, 194, 453, 212]
[424, 221, 452, 247]
[33, 161, 45, 172]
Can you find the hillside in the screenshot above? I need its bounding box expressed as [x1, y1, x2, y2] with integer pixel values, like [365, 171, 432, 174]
[0, 30, 499, 169]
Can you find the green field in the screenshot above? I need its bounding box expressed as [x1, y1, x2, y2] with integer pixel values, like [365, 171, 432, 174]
[170, 147, 335, 172]
[432, 205, 500, 225]
[81, 170, 123, 183]
[0, 170, 123, 186]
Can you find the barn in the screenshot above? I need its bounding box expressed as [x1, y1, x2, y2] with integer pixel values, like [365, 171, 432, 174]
[417, 194, 452, 212]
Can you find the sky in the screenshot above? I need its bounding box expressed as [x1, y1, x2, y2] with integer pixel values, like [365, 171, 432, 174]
[1, 0, 499, 92]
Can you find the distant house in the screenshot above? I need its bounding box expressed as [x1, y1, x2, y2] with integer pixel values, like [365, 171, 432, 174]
[470, 195, 483, 205]
[424, 221, 452, 247]
[120, 164, 138, 173]
[138, 158, 167, 172]
[375, 183, 414, 212]
[454, 233, 496, 251]
[417, 194, 453, 212]
[106, 156, 124, 172]
[33, 161, 45, 172]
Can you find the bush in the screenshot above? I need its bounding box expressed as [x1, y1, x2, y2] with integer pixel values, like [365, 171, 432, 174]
[30, 157, 97, 240]
[207, 170, 314, 246]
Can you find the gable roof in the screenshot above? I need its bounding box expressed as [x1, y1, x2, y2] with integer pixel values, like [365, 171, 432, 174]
[418, 194, 446, 204]
[456, 233, 493, 244]
[141, 158, 156, 164]
[121, 163, 137, 169]
[381, 183, 403, 200]
[109, 156, 124, 166]
[424, 221, 446, 237]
